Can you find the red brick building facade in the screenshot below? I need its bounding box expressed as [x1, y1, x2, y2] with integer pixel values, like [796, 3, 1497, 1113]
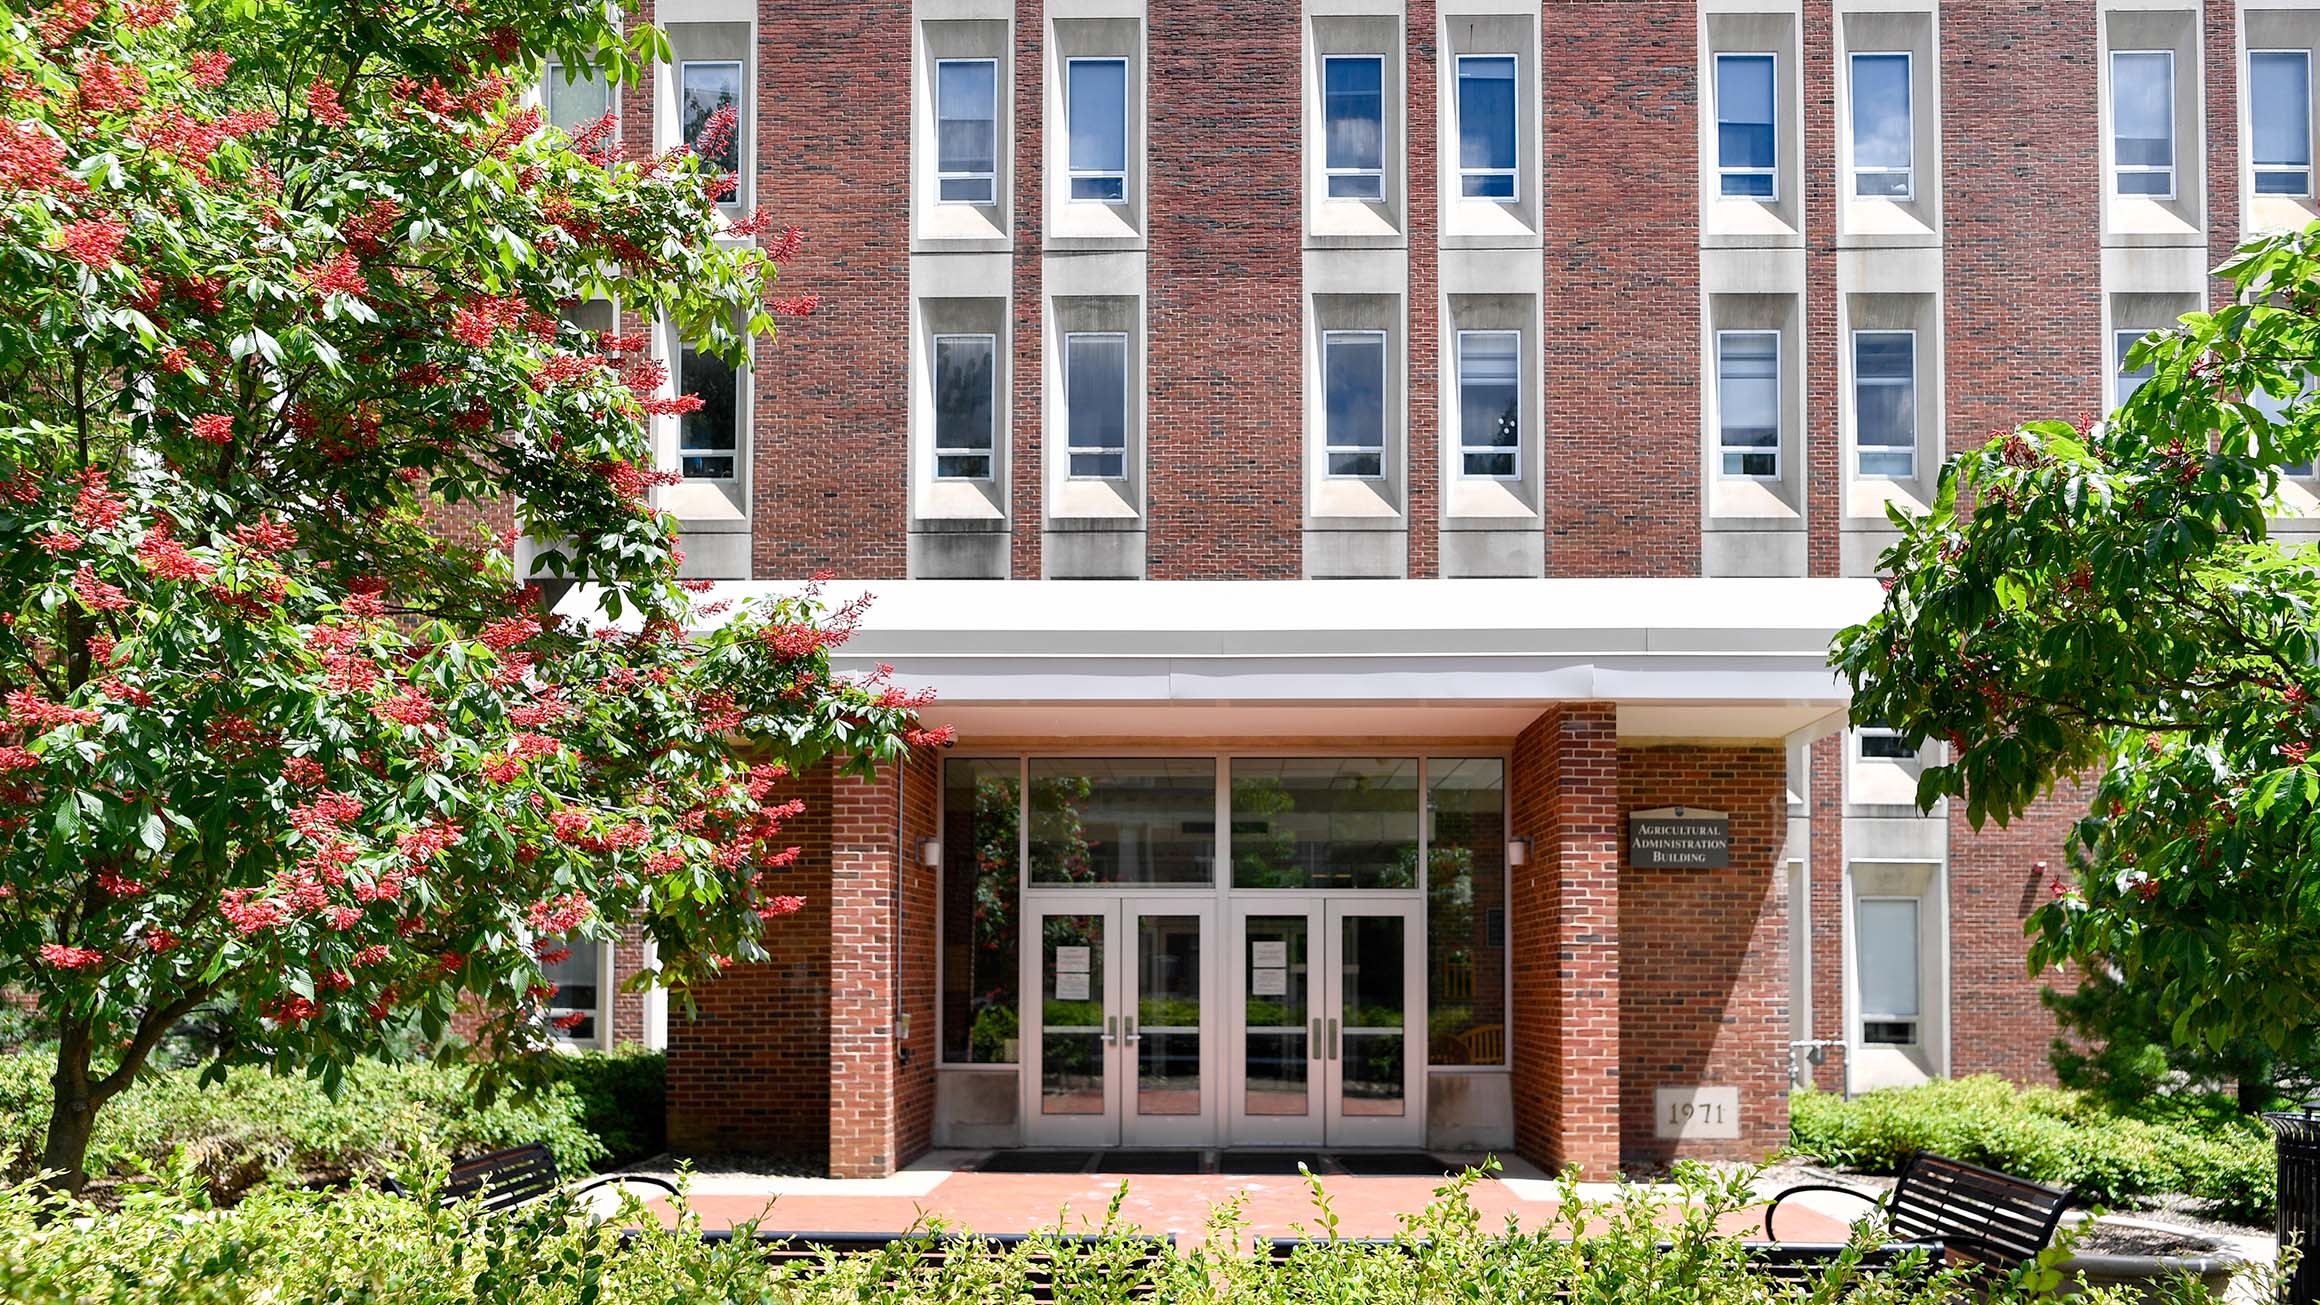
[544, 0, 2307, 1177]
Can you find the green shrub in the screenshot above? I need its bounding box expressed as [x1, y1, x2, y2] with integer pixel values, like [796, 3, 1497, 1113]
[0, 1163, 2223, 1305]
[1789, 1075, 2276, 1220]
[0, 1051, 603, 1202]
[543, 1046, 665, 1167]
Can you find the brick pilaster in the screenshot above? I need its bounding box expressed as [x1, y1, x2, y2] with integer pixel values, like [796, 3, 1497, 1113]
[827, 767, 901, 1177]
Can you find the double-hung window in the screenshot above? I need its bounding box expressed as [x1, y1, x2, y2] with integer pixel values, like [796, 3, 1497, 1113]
[1323, 330, 1387, 478]
[677, 343, 740, 481]
[2252, 50, 2314, 197]
[1715, 330, 1780, 478]
[2115, 329, 2155, 406]
[935, 59, 999, 204]
[1455, 55, 1517, 199]
[1856, 896, 1921, 1046]
[543, 59, 613, 136]
[541, 938, 606, 1046]
[680, 59, 743, 172]
[933, 334, 996, 481]
[2111, 50, 2176, 198]
[1456, 330, 1521, 479]
[1063, 332, 1128, 479]
[1853, 330, 1917, 478]
[1323, 55, 1386, 200]
[1849, 52, 1912, 199]
[1716, 53, 1777, 198]
[1066, 57, 1128, 202]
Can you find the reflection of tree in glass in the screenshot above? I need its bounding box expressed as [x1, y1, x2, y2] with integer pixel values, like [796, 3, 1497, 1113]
[682, 73, 740, 172]
[1028, 774, 1097, 882]
[1229, 776, 1300, 887]
[964, 775, 1019, 1061]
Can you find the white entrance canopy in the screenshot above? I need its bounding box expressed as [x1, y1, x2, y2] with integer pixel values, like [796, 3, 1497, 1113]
[553, 577, 1886, 743]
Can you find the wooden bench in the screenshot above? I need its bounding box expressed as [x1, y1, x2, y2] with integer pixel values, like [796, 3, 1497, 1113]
[1265, 1234, 1945, 1285]
[701, 1229, 1177, 1301]
[1762, 1152, 2073, 1274]
[385, 1142, 678, 1215]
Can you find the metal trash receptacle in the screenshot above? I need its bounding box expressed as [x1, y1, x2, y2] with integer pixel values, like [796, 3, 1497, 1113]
[2266, 1104, 2320, 1305]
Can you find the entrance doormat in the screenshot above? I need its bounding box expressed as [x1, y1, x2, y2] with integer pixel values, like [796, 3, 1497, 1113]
[1216, 1150, 1333, 1175]
[1090, 1150, 1206, 1174]
[1330, 1151, 1460, 1177]
[975, 1150, 1099, 1174]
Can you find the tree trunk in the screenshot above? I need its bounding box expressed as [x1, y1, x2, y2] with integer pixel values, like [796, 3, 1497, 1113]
[2240, 1071, 2274, 1116]
[39, 1020, 98, 1196]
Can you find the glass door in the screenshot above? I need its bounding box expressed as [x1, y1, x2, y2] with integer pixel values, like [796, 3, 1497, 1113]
[1323, 900, 1423, 1147]
[1122, 899, 1215, 1147]
[1226, 900, 1423, 1148]
[1022, 902, 1118, 1147]
[1226, 905, 1323, 1146]
[1022, 896, 1215, 1148]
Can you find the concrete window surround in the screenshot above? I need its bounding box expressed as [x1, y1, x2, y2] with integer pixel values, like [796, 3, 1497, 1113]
[2241, 7, 2320, 237]
[909, 294, 1013, 578]
[1304, 12, 1407, 247]
[2097, 3, 2205, 246]
[1833, 4, 1941, 246]
[1303, 291, 1410, 577]
[2103, 290, 2198, 410]
[1838, 291, 1942, 574]
[1701, 292, 1807, 577]
[913, 17, 1013, 250]
[1698, 7, 1804, 248]
[660, 18, 753, 220]
[1437, 263, 1545, 577]
[1043, 12, 1146, 251]
[654, 312, 751, 569]
[1842, 859, 1948, 1091]
[1042, 291, 1148, 578]
[1435, 7, 1542, 248]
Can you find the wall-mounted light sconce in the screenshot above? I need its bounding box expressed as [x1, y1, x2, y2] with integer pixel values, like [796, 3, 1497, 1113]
[1507, 837, 1530, 867]
[920, 838, 942, 866]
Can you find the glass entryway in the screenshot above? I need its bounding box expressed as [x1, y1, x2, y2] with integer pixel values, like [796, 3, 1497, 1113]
[1227, 900, 1422, 1148]
[1022, 896, 1217, 1147]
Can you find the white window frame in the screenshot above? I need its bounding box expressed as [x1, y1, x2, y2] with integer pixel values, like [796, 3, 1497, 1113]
[1847, 50, 1913, 202]
[2110, 48, 2177, 201]
[1714, 328, 1782, 480]
[541, 57, 617, 138]
[1322, 53, 1387, 201]
[2251, 47, 2316, 200]
[1854, 895, 1922, 1047]
[1855, 725, 1915, 762]
[1062, 330, 1129, 481]
[1714, 52, 1779, 200]
[675, 340, 742, 484]
[1454, 328, 1523, 481]
[1322, 328, 1389, 481]
[678, 58, 746, 178]
[1064, 56, 1129, 205]
[1453, 54, 1519, 201]
[2115, 328, 2155, 406]
[545, 938, 614, 1051]
[1852, 327, 1917, 480]
[932, 331, 998, 483]
[934, 57, 1000, 206]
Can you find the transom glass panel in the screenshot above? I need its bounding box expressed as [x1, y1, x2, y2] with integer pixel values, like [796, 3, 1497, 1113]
[1028, 758, 1216, 884]
[1230, 758, 1420, 890]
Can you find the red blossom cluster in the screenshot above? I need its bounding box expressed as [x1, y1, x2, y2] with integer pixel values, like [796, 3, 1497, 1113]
[38, 0, 101, 46]
[281, 756, 329, 788]
[305, 77, 351, 128]
[0, 120, 83, 195]
[188, 49, 232, 89]
[771, 293, 818, 318]
[122, 0, 179, 28]
[220, 887, 289, 935]
[56, 216, 126, 268]
[71, 565, 128, 612]
[264, 994, 321, 1024]
[395, 820, 462, 864]
[74, 52, 146, 116]
[38, 943, 103, 970]
[304, 250, 367, 300]
[373, 689, 438, 727]
[137, 521, 214, 582]
[5, 689, 99, 732]
[591, 460, 682, 504]
[525, 891, 592, 935]
[72, 469, 126, 531]
[190, 413, 232, 445]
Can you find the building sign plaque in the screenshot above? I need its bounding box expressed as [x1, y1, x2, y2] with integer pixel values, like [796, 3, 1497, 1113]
[1654, 1085, 1740, 1140]
[1628, 807, 1730, 869]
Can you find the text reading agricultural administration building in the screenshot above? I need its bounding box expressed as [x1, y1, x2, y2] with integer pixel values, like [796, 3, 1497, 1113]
[537, 0, 2320, 1178]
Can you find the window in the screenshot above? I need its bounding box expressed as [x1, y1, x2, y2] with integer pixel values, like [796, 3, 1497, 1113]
[1063, 332, 1128, 479]
[935, 59, 999, 204]
[2115, 329, 2155, 406]
[676, 343, 739, 480]
[1456, 330, 1521, 479]
[1853, 330, 1916, 478]
[1455, 56, 1517, 199]
[1425, 758, 1506, 1066]
[1231, 758, 1420, 889]
[1065, 57, 1128, 202]
[933, 334, 995, 480]
[2111, 50, 2175, 198]
[2253, 50, 2314, 198]
[1323, 330, 1387, 478]
[1849, 52, 1912, 199]
[541, 939, 606, 1045]
[1323, 55, 1386, 200]
[679, 59, 743, 175]
[1027, 758, 1216, 884]
[543, 59, 612, 135]
[940, 758, 1021, 1063]
[1715, 330, 1780, 478]
[1856, 896, 1921, 1046]
[1856, 726, 1915, 761]
[1715, 53, 1777, 198]
[2249, 373, 2316, 477]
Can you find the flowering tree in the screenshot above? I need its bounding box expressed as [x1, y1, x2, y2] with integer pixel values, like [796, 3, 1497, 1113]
[1836, 221, 2320, 1061]
[0, 0, 942, 1191]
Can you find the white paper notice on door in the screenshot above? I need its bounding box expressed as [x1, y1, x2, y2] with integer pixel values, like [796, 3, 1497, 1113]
[1251, 967, 1287, 996]
[1251, 941, 1288, 968]
[1054, 945, 1090, 974]
[1053, 971, 1090, 1001]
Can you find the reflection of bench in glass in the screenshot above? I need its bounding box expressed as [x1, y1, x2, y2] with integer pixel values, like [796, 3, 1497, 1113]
[1435, 1024, 1502, 1065]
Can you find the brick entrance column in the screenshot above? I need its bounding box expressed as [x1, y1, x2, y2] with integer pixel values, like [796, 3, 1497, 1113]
[825, 756, 941, 1179]
[1509, 702, 1621, 1178]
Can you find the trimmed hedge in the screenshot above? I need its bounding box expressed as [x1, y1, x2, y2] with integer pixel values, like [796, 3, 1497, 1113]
[1790, 1076, 2275, 1222]
[0, 1049, 623, 1202]
[0, 1164, 2206, 1305]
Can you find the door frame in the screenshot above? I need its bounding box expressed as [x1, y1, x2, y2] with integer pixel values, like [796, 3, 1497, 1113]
[1019, 895, 1125, 1148]
[1322, 897, 1425, 1148]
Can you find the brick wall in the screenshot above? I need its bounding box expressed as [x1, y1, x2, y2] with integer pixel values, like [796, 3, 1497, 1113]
[1617, 743, 1790, 1167]
[1947, 790, 2079, 1084]
[1806, 734, 1847, 1093]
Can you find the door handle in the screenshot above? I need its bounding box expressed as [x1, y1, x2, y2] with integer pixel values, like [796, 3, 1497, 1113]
[1105, 1015, 1117, 1045]
[1124, 1015, 1139, 1045]
[1327, 1018, 1340, 1060]
[1310, 1017, 1322, 1059]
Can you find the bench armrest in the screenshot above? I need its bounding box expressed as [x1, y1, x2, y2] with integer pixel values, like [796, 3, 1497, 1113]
[1762, 1182, 1886, 1242]
[568, 1173, 682, 1203]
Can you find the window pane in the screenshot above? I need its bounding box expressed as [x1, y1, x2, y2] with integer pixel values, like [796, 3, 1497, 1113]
[2253, 51, 2313, 194]
[1457, 56, 1517, 193]
[680, 61, 743, 174]
[1850, 53, 1911, 195]
[1324, 56, 1384, 176]
[941, 759, 1021, 1064]
[1040, 914, 1105, 1113]
[2117, 330, 2154, 404]
[541, 939, 601, 1043]
[1324, 333, 1386, 477]
[1065, 333, 1127, 479]
[937, 60, 998, 186]
[544, 64, 611, 135]
[1028, 759, 1215, 885]
[678, 344, 739, 480]
[1858, 729, 1916, 761]
[1426, 759, 1506, 1066]
[1856, 898, 1920, 1018]
[1716, 53, 1776, 193]
[1231, 758, 1420, 890]
[1458, 332, 1520, 476]
[1854, 331, 1915, 477]
[1068, 58, 1128, 179]
[934, 335, 994, 480]
[2112, 51, 2173, 177]
[1717, 332, 1779, 477]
